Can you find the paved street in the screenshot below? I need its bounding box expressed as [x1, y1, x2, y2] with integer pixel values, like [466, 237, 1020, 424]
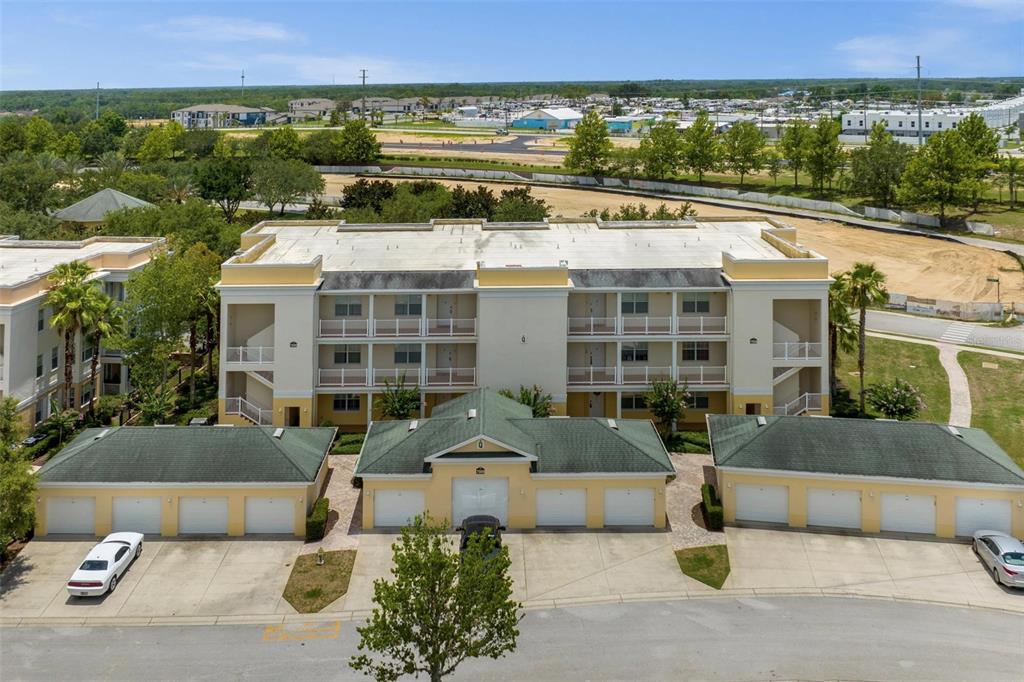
[2, 598, 1022, 681]
[867, 309, 1024, 353]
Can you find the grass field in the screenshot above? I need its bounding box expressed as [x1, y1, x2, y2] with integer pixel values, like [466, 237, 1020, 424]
[835, 337, 951, 423]
[675, 545, 730, 589]
[958, 351, 1024, 466]
[282, 550, 356, 613]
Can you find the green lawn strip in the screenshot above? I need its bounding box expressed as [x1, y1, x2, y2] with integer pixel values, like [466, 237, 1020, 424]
[283, 550, 357, 613]
[665, 430, 710, 454]
[958, 351, 1024, 467]
[675, 545, 730, 589]
[836, 336, 950, 423]
[332, 432, 365, 454]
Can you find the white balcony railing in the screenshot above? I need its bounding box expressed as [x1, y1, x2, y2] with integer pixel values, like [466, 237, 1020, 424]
[319, 319, 370, 338]
[373, 368, 422, 387]
[566, 366, 618, 385]
[567, 316, 729, 336]
[620, 365, 673, 384]
[102, 382, 122, 395]
[35, 372, 59, 393]
[224, 396, 273, 425]
[621, 317, 673, 335]
[567, 317, 618, 336]
[675, 316, 727, 335]
[374, 318, 424, 337]
[225, 346, 275, 364]
[677, 365, 728, 385]
[772, 342, 823, 360]
[425, 318, 477, 337]
[773, 392, 824, 416]
[318, 368, 369, 387]
[423, 367, 477, 386]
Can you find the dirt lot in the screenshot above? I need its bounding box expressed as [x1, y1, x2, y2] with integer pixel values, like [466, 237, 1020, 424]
[321, 175, 1024, 303]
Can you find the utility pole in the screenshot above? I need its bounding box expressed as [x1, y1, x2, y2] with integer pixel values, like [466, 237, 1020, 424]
[241, 70, 245, 98]
[360, 68, 367, 121]
[95, 82, 100, 120]
[916, 55, 923, 146]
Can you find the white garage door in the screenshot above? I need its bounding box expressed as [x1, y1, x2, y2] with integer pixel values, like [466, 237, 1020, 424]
[955, 498, 1012, 537]
[452, 478, 509, 527]
[245, 497, 295, 534]
[536, 489, 587, 526]
[178, 497, 229, 534]
[112, 497, 162, 535]
[603, 488, 655, 526]
[373, 490, 425, 528]
[806, 488, 861, 530]
[880, 493, 936, 534]
[735, 484, 788, 524]
[47, 497, 96, 535]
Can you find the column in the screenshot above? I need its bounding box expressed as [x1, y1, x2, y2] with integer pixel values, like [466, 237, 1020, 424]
[670, 291, 678, 335]
[367, 294, 375, 337]
[615, 341, 622, 385]
[366, 343, 374, 387]
[615, 292, 623, 335]
[420, 341, 427, 386]
[670, 340, 678, 386]
[420, 293, 428, 336]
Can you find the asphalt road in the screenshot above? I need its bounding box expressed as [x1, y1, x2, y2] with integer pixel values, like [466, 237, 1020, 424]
[382, 134, 567, 157]
[866, 310, 1024, 353]
[3, 598, 1022, 681]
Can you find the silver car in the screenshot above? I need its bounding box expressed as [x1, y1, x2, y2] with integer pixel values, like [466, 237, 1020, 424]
[973, 530, 1024, 589]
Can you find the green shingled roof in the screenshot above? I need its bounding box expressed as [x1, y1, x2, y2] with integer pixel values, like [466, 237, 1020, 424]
[38, 426, 336, 484]
[707, 415, 1024, 487]
[52, 188, 153, 223]
[356, 389, 673, 476]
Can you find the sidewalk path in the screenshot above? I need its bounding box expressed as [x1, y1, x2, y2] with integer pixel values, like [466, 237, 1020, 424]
[937, 344, 972, 427]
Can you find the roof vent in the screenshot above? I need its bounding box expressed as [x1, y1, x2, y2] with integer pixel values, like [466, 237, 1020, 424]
[756, 416, 767, 427]
[408, 420, 419, 432]
[272, 427, 284, 439]
[94, 429, 110, 440]
[467, 408, 477, 420]
[607, 418, 618, 430]
[947, 425, 963, 438]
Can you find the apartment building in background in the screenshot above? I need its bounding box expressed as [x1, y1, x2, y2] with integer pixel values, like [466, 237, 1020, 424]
[0, 236, 162, 427]
[217, 217, 830, 430]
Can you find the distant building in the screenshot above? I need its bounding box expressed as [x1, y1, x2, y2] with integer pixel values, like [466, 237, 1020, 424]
[842, 95, 1024, 139]
[511, 107, 584, 130]
[287, 98, 336, 123]
[171, 104, 272, 129]
[605, 115, 658, 135]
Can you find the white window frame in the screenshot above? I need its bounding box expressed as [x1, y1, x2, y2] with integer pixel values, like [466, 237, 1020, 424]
[332, 393, 360, 412]
[621, 293, 649, 315]
[620, 393, 647, 410]
[394, 294, 422, 317]
[621, 342, 649, 363]
[334, 295, 362, 317]
[394, 344, 422, 364]
[333, 345, 361, 364]
[681, 342, 710, 362]
[681, 293, 710, 314]
[688, 392, 710, 410]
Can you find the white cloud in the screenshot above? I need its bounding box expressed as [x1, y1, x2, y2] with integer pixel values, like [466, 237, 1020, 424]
[947, 0, 1024, 21]
[151, 16, 301, 43]
[835, 28, 1009, 75]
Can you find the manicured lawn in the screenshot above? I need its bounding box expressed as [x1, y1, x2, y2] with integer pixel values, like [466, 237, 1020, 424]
[835, 336, 950, 423]
[665, 430, 710, 454]
[675, 545, 730, 589]
[282, 550, 357, 613]
[958, 352, 1024, 467]
[332, 432, 365, 454]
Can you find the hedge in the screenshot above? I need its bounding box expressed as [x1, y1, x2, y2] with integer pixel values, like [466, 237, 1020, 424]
[701, 483, 724, 531]
[305, 497, 330, 541]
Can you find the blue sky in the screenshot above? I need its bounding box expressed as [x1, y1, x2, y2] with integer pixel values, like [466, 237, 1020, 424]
[1, 1, 1020, 91]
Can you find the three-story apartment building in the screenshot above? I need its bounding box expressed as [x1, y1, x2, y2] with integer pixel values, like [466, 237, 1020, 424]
[217, 217, 830, 429]
[0, 236, 162, 427]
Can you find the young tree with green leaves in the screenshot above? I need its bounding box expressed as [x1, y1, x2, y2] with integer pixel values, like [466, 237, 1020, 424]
[827, 272, 857, 396]
[350, 514, 521, 682]
[0, 396, 35, 549]
[492, 187, 549, 221]
[646, 378, 691, 439]
[25, 117, 57, 154]
[998, 153, 1020, 208]
[762, 148, 783, 186]
[956, 112, 1000, 211]
[250, 126, 302, 159]
[779, 119, 812, 187]
[46, 261, 96, 410]
[845, 262, 889, 414]
[681, 111, 718, 183]
[498, 385, 553, 417]
[564, 110, 612, 176]
[337, 118, 381, 163]
[83, 292, 125, 418]
[137, 126, 174, 163]
[866, 378, 924, 421]
[806, 116, 843, 193]
[720, 120, 765, 187]
[194, 157, 252, 223]
[897, 130, 978, 222]
[638, 120, 683, 179]
[252, 158, 325, 215]
[848, 122, 913, 207]
[375, 374, 421, 420]
[177, 244, 222, 404]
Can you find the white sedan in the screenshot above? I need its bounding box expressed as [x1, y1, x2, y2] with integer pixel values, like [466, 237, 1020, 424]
[66, 532, 144, 597]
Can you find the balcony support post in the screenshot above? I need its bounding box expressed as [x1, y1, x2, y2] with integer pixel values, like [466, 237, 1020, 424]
[367, 344, 374, 387]
[615, 341, 622, 385]
[671, 340, 678, 386]
[420, 294, 428, 337]
[367, 294, 375, 337]
[671, 291, 678, 335]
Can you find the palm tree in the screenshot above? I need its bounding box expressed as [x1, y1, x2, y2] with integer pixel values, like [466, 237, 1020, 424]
[83, 293, 125, 419]
[845, 262, 889, 414]
[46, 261, 94, 410]
[827, 273, 857, 396]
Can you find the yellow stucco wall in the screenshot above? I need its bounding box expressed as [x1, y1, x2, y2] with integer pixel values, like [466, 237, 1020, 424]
[722, 254, 829, 280]
[362, 461, 667, 530]
[476, 267, 569, 287]
[718, 470, 1024, 539]
[315, 394, 369, 427]
[220, 261, 321, 286]
[730, 393, 773, 415]
[272, 397, 315, 427]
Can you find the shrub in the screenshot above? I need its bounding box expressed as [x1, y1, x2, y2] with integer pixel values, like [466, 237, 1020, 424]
[701, 483, 724, 531]
[306, 497, 330, 541]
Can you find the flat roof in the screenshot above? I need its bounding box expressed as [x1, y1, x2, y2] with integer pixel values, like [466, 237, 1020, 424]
[239, 219, 796, 272]
[0, 237, 159, 288]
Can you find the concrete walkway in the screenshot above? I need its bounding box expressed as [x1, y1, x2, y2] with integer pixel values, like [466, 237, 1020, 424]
[937, 344, 973, 427]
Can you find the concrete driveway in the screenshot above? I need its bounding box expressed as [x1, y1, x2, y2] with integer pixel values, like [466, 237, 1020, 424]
[0, 538, 302, 621]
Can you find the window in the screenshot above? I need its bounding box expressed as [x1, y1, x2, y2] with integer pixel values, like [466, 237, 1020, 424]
[897, 121, 903, 127]
[81, 388, 92, 407]
[681, 342, 710, 362]
[114, 546, 129, 561]
[620, 393, 647, 410]
[394, 344, 422, 364]
[104, 281, 125, 302]
[68, 387, 75, 407]
[36, 355, 43, 378]
[37, 309, 45, 332]
[910, 121, 916, 128]
[621, 343, 648, 363]
[332, 393, 360, 412]
[681, 294, 710, 314]
[688, 393, 710, 410]
[621, 293, 649, 315]
[51, 346, 59, 370]
[333, 345, 361, 364]
[334, 296, 362, 317]
[937, 122, 942, 129]
[845, 119, 851, 127]
[34, 401, 42, 424]
[82, 345, 94, 362]
[924, 121, 930, 128]
[395, 294, 422, 316]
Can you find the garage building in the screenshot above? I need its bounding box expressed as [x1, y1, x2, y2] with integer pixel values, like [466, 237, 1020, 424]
[707, 415, 1024, 539]
[356, 389, 674, 529]
[36, 426, 335, 537]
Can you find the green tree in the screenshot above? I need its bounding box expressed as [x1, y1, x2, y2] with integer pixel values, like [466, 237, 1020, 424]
[0, 200, 58, 239]
[79, 120, 117, 157]
[720, 120, 765, 187]
[178, 129, 220, 159]
[897, 130, 978, 221]
[450, 185, 497, 219]
[498, 385, 553, 417]
[845, 262, 889, 414]
[350, 514, 521, 682]
[762, 148, 783, 186]
[998, 154, 1020, 208]
[194, 157, 252, 223]
[564, 110, 612, 176]
[0, 117, 27, 156]
[866, 378, 924, 421]
[0, 153, 59, 212]
[827, 272, 857, 396]
[137, 127, 174, 163]
[375, 374, 420, 420]
[250, 126, 302, 159]
[98, 109, 129, 138]
[0, 396, 35, 549]
[25, 117, 57, 153]
[848, 122, 913, 207]
[336, 118, 381, 163]
[493, 187, 549, 221]
[681, 111, 719, 182]
[779, 119, 812, 187]
[53, 131, 82, 158]
[806, 116, 843, 193]
[252, 158, 325, 215]
[46, 261, 96, 410]
[646, 378, 691, 439]
[638, 120, 683, 179]
[329, 109, 342, 126]
[957, 112, 999, 210]
[177, 244, 222, 403]
[104, 198, 241, 257]
[82, 293, 124, 419]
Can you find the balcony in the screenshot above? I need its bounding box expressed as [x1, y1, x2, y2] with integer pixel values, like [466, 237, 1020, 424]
[224, 396, 273, 425]
[567, 366, 617, 386]
[425, 318, 476, 337]
[225, 346, 275, 364]
[772, 342, 823, 361]
[35, 372, 59, 393]
[319, 318, 477, 338]
[621, 366, 673, 385]
[567, 365, 728, 387]
[319, 319, 370, 338]
[567, 317, 617, 336]
[567, 316, 728, 336]
[102, 382, 122, 395]
[318, 368, 369, 387]
[373, 368, 422, 387]
[676, 316, 727, 335]
[423, 367, 476, 387]
[374, 318, 423, 337]
[677, 365, 728, 385]
[773, 392, 824, 416]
